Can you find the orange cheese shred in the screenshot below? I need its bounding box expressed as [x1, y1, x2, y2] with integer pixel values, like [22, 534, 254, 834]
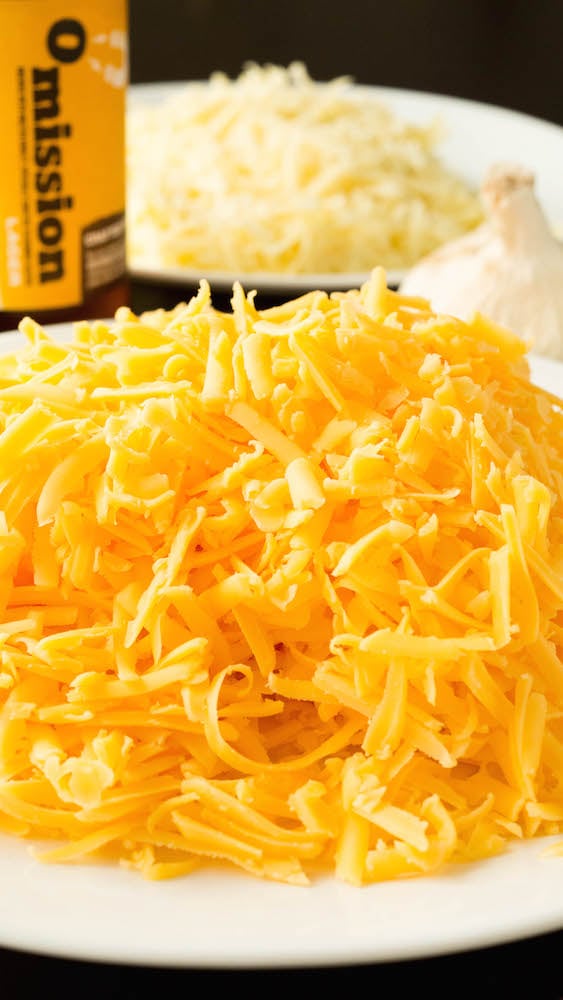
[0, 267, 561, 885]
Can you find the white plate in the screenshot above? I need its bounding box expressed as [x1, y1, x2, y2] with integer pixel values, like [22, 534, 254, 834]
[0, 831, 561, 969]
[0, 323, 562, 968]
[126, 81, 563, 294]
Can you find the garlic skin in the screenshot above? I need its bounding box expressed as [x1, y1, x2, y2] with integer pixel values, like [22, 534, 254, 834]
[399, 164, 563, 360]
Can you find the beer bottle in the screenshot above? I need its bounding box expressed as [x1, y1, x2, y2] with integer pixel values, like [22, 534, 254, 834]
[0, 0, 129, 332]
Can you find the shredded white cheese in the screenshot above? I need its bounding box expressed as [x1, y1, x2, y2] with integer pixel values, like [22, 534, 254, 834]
[126, 62, 483, 275]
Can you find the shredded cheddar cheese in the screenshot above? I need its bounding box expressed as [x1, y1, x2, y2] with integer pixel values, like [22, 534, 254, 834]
[126, 62, 483, 276]
[0, 268, 562, 886]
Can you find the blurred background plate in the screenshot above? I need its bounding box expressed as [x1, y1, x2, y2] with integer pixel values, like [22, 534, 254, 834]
[126, 81, 563, 294]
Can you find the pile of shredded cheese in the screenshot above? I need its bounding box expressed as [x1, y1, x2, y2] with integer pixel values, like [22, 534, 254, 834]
[126, 62, 483, 276]
[0, 268, 562, 887]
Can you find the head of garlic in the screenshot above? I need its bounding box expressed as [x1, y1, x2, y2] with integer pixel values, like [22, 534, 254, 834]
[399, 163, 563, 360]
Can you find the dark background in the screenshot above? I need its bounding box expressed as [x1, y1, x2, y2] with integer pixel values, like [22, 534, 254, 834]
[3, 1, 563, 996]
[129, 0, 563, 128]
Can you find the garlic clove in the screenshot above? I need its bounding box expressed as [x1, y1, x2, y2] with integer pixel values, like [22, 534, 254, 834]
[399, 163, 563, 360]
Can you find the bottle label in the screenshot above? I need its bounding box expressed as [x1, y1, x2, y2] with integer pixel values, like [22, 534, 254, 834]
[0, 0, 128, 311]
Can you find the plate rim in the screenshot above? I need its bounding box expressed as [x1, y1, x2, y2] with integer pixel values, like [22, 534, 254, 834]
[127, 77, 563, 139]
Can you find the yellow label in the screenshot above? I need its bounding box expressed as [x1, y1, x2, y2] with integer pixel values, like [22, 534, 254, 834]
[0, 0, 128, 311]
